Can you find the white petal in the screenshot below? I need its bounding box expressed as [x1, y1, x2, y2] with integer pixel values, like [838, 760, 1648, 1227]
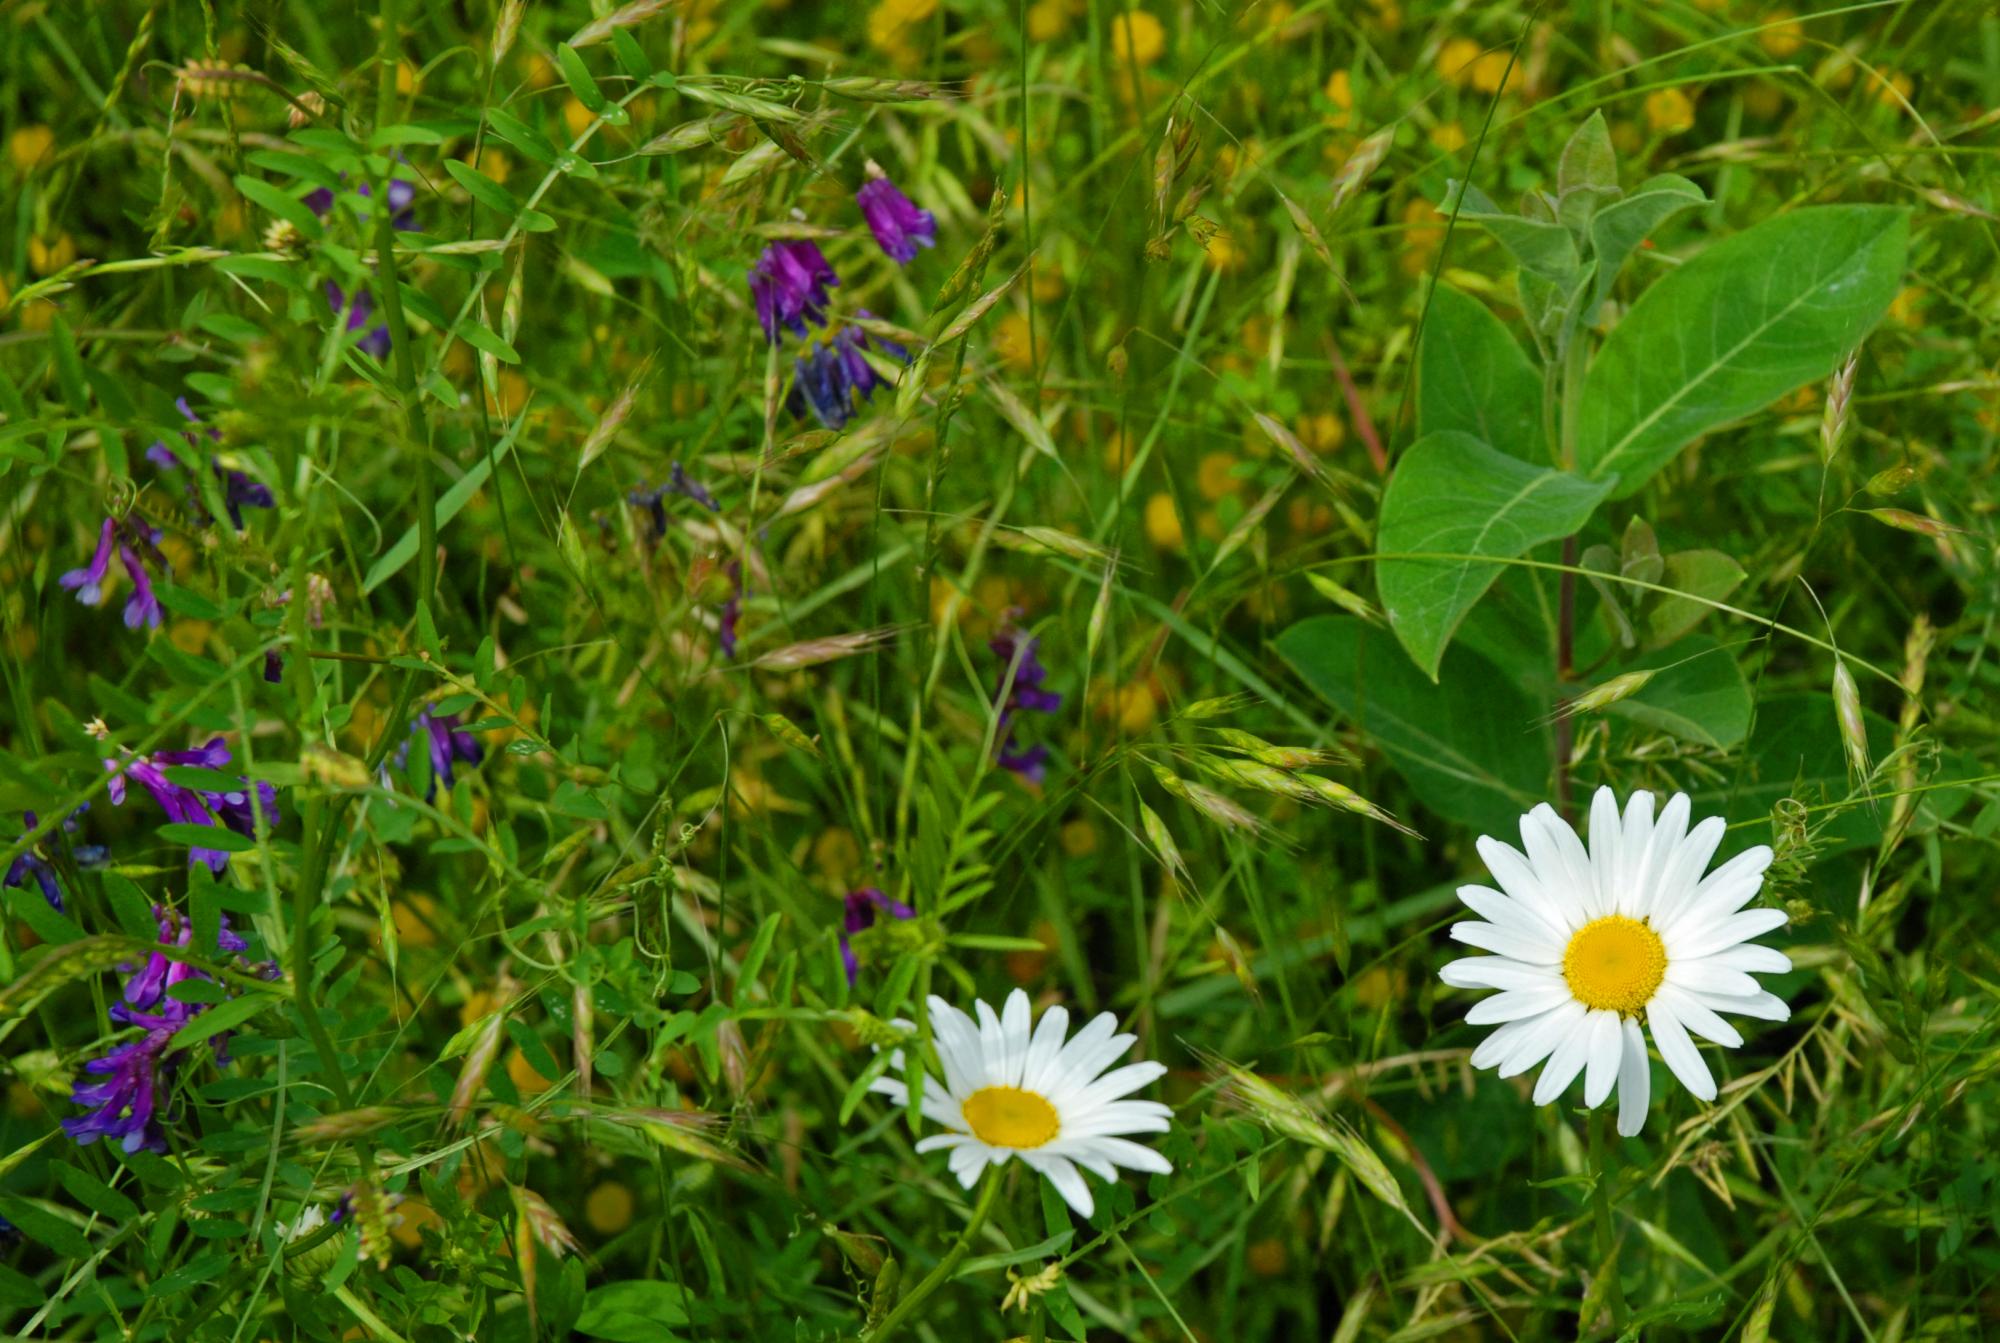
[1498, 1000, 1586, 1079]
[1648, 815, 1727, 929]
[1662, 844, 1777, 938]
[1522, 805, 1595, 928]
[915, 1133, 972, 1154]
[1667, 907, 1789, 961]
[1616, 791, 1656, 901]
[1628, 793, 1689, 920]
[871, 1077, 908, 1104]
[1468, 1013, 1550, 1071]
[1616, 1017, 1650, 1136]
[1024, 1152, 1093, 1217]
[928, 996, 985, 1093]
[948, 1141, 991, 1186]
[1697, 990, 1790, 1022]
[1647, 999, 1716, 1102]
[1068, 1060, 1168, 1110]
[1583, 1010, 1622, 1108]
[1450, 920, 1562, 964]
[974, 998, 1009, 1082]
[1532, 1018, 1593, 1105]
[1077, 1135, 1172, 1175]
[1019, 1004, 1071, 1094]
[1466, 985, 1575, 1025]
[1587, 787, 1623, 920]
[1665, 959, 1762, 999]
[1703, 942, 1792, 977]
[998, 989, 1034, 1085]
[1049, 1031, 1138, 1097]
[1657, 986, 1742, 1048]
[1477, 835, 1577, 932]
[1044, 1013, 1117, 1093]
[1060, 1101, 1173, 1137]
[1457, 884, 1568, 943]
[1439, 957, 1562, 991]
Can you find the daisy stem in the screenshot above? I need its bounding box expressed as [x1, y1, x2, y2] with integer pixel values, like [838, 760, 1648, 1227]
[866, 1169, 1003, 1343]
[1589, 1110, 1629, 1331]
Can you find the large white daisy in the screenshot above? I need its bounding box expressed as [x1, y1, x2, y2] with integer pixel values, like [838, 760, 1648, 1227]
[870, 989, 1173, 1216]
[1440, 787, 1792, 1136]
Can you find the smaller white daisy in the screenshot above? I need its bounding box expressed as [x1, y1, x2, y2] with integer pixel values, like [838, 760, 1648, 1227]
[1439, 787, 1794, 1136]
[870, 989, 1173, 1216]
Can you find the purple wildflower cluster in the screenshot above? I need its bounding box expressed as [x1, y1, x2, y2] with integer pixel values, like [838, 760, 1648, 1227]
[840, 886, 915, 985]
[991, 629, 1063, 784]
[391, 710, 484, 799]
[145, 397, 274, 531]
[5, 808, 103, 912]
[309, 177, 417, 358]
[747, 167, 933, 428]
[628, 462, 721, 541]
[788, 315, 907, 431]
[104, 737, 279, 872]
[60, 513, 168, 629]
[63, 908, 252, 1153]
[718, 561, 745, 660]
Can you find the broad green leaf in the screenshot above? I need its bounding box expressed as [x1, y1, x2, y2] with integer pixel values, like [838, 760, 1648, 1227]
[557, 44, 610, 114]
[1556, 111, 1618, 230]
[1376, 431, 1612, 679]
[232, 175, 324, 240]
[1576, 205, 1907, 495]
[1417, 285, 1544, 459]
[577, 1280, 691, 1343]
[486, 108, 561, 164]
[1605, 635, 1752, 748]
[1588, 173, 1705, 313]
[1445, 182, 1580, 284]
[443, 158, 524, 217]
[52, 1162, 141, 1223]
[167, 993, 278, 1053]
[1642, 548, 1746, 648]
[1275, 616, 1547, 835]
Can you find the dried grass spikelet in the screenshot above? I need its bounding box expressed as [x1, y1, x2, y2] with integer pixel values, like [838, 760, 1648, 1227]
[175, 62, 265, 99]
[752, 627, 898, 671]
[1150, 764, 1265, 833]
[1211, 1059, 1412, 1218]
[1832, 658, 1870, 784]
[1330, 124, 1395, 215]
[1542, 669, 1656, 725]
[1819, 350, 1859, 462]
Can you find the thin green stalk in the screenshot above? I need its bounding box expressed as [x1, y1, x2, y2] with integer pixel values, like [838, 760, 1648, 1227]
[866, 1171, 1003, 1343]
[1589, 1110, 1629, 1332]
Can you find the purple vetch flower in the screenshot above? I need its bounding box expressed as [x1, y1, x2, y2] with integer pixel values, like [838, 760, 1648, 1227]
[305, 175, 418, 232]
[104, 737, 281, 872]
[264, 649, 284, 683]
[628, 463, 722, 541]
[856, 172, 936, 265]
[60, 514, 169, 630]
[392, 710, 483, 799]
[147, 398, 275, 531]
[63, 907, 253, 1153]
[718, 562, 744, 660]
[990, 628, 1063, 785]
[326, 282, 392, 358]
[840, 886, 915, 985]
[5, 810, 80, 911]
[749, 238, 839, 343]
[786, 317, 907, 430]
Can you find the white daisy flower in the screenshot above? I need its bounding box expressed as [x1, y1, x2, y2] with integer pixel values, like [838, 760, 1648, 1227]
[1440, 787, 1792, 1136]
[871, 989, 1173, 1216]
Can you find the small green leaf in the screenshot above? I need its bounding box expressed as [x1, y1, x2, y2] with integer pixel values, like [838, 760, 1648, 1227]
[1446, 181, 1581, 284]
[458, 319, 520, 364]
[167, 994, 277, 1053]
[1642, 548, 1746, 648]
[1376, 431, 1612, 678]
[52, 1163, 141, 1223]
[557, 44, 609, 114]
[443, 158, 524, 217]
[47, 314, 90, 411]
[232, 175, 324, 240]
[486, 109, 561, 164]
[157, 823, 253, 852]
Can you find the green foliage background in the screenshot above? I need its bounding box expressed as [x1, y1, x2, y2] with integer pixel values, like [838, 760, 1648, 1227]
[1, 0, 1997, 1339]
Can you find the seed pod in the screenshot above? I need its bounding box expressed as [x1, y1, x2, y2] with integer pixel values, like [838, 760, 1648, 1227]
[1216, 1062, 1410, 1216]
[1864, 464, 1916, 498]
[1139, 802, 1189, 889]
[1151, 766, 1264, 832]
[1298, 775, 1421, 837]
[294, 1107, 402, 1144]
[1084, 559, 1117, 669]
[1833, 659, 1870, 782]
[763, 712, 822, 758]
[1208, 484, 1285, 573]
[866, 1256, 902, 1327]
[449, 1008, 507, 1128]
[1212, 727, 1347, 771]
[1178, 694, 1251, 720]
[1549, 669, 1657, 723]
[493, 0, 527, 63]
[1741, 1277, 1778, 1343]
[1305, 571, 1383, 623]
[824, 76, 945, 102]
[753, 628, 897, 670]
[1862, 507, 1962, 538]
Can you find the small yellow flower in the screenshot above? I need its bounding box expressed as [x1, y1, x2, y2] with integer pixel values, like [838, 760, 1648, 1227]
[1324, 70, 1354, 129]
[1110, 10, 1165, 66]
[1887, 285, 1924, 327]
[992, 311, 1038, 374]
[168, 619, 212, 656]
[1026, 0, 1070, 41]
[1299, 410, 1345, 455]
[562, 96, 594, 138]
[1196, 452, 1240, 501]
[8, 124, 55, 173]
[507, 1046, 556, 1096]
[584, 1182, 635, 1236]
[1436, 36, 1481, 86]
[469, 147, 512, 185]
[1030, 263, 1066, 303]
[1743, 81, 1785, 120]
[1644, 87, 1695, 135]
[1872, 70, 1912, 109]
[1059, 819, 1099, 857]
[525, 52, 558, 88]
[1758, 12, 1804, 58]
[1467, 49, 1521, 96]
[1428, 120, 1468, 153]
[813, 826, 862, 879]
[1202, 228, 1246, 273]
[1143, 492, 1184, 550]
[28, 233, 75, 276]
[395, 59, 420, 95]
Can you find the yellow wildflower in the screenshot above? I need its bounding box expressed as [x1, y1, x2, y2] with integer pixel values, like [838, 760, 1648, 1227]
[8, 125, 54, 173]
[1143, 492, 1184, 550]
[1644, 87, 1695, 134]
[1110, 10, 1165, 66]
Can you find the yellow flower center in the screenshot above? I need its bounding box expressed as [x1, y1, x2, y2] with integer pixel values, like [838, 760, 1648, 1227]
[961, 1086, 1061, 1149]
[1562, 915, 1667, 1015]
